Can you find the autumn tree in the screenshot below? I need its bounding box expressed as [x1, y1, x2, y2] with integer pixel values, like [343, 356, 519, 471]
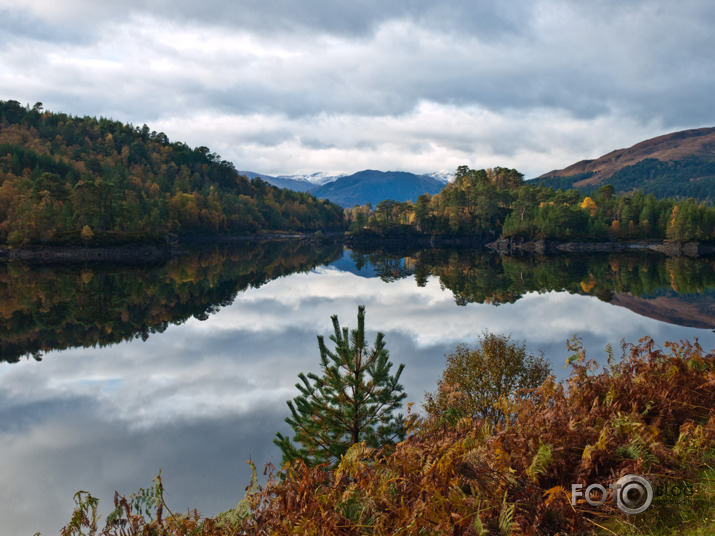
[425, 332, 551, 426]
[274, 306, 406, 467]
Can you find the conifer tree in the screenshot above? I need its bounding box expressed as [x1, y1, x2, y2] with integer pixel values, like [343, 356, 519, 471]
[274, 305, 406, 467]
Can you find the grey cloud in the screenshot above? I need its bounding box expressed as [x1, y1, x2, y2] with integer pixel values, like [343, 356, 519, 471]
[129, 0, 528, 40]
[2, 0, 525, 44]
[0, 393, 94, 433]
[0, 9, 92, 46]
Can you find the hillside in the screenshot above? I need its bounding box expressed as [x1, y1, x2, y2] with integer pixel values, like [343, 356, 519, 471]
[311, 170, 445, 207]
[0, 100, 345, 246]
[537, 127, 715, 201]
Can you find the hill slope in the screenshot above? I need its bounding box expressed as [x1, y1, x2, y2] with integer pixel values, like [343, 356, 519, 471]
[537, 127, 715, 201]
[0, 100, 345, 246]
[311, 170, 445, 207]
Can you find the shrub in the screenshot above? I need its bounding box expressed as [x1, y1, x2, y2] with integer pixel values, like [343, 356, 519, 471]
[424, 332, 552, 426]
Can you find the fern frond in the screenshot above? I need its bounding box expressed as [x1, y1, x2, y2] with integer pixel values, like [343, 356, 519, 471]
[526, 442, 553, 483]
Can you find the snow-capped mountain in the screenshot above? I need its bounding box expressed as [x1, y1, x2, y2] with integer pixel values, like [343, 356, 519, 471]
[423, 170, 455, 183]
[239, 169, 450, 206]
[275, 172, 347, 185]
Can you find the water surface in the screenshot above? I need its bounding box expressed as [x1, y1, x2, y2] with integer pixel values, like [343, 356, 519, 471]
[1, 242, 713, 535]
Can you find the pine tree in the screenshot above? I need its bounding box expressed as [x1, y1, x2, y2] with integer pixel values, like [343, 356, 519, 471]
[274, 305, 406, 467]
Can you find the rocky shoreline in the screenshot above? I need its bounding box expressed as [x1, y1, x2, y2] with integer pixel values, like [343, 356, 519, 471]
[345, 228, 715, 257]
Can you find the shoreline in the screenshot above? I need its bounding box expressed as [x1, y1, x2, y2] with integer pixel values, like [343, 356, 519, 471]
[344, 229, 715, 257]
[2, 232, 714, 263]
[0, 232, 326, 263]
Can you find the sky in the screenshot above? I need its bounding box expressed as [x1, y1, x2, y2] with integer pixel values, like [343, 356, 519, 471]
[1, 0, 715, 178]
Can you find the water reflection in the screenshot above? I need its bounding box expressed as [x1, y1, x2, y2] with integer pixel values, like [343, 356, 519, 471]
[2, 245, 713, 363]
[0, 243, 713, 535]
[348, 248, 715, 327]
[0, 240, 343, 362]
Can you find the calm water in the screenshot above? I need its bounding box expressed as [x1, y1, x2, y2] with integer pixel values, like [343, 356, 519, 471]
[1, 241, 713, 535]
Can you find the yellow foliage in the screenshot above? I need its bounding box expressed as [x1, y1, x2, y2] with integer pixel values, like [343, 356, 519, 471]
[80, 270, 94, 284]
[580, 196, 598, 216]
[80, 224, 94, 242]
[595, 428, 609, 450]
[580, 275, 597, 293]
[543, 486, 569, 507]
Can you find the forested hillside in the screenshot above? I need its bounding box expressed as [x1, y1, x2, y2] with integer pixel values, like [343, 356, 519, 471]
[0, 100, 345, 246]
[536, 127, 715, 201]
[347, 166, 715, 243]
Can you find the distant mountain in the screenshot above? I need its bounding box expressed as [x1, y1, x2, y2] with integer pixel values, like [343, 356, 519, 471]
[238, 171, 316, 192]
[239, 171, 348, 191]
[536, 127, 715, 201]
[310, 170, 446, 207]
[281, 171, 347, 185]
[241, 169, 449, 207]
[328, 251, 379, 278]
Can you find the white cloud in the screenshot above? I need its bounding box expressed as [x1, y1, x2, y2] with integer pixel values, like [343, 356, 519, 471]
[151, 102, 666, 177]
[1, 1, 715, 175]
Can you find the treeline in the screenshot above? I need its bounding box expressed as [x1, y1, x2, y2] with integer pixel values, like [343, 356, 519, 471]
[347, 166, 715, 243]
[0, 100, 345, 246]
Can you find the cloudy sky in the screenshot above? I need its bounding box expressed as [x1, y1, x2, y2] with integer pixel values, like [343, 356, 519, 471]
[1, 1, 715, 177]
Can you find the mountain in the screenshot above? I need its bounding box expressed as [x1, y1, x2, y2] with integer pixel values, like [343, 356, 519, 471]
[282, 171, 347, 185]
[239, 171, 316, 192]
[238, 171, 350, 192]
[242, 169, 449, 207]
[310, 170, 446, 207]
[536, 127, 715, 201]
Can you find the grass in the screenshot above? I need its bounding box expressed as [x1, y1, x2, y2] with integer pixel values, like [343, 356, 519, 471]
[594, 466, 715, 536]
